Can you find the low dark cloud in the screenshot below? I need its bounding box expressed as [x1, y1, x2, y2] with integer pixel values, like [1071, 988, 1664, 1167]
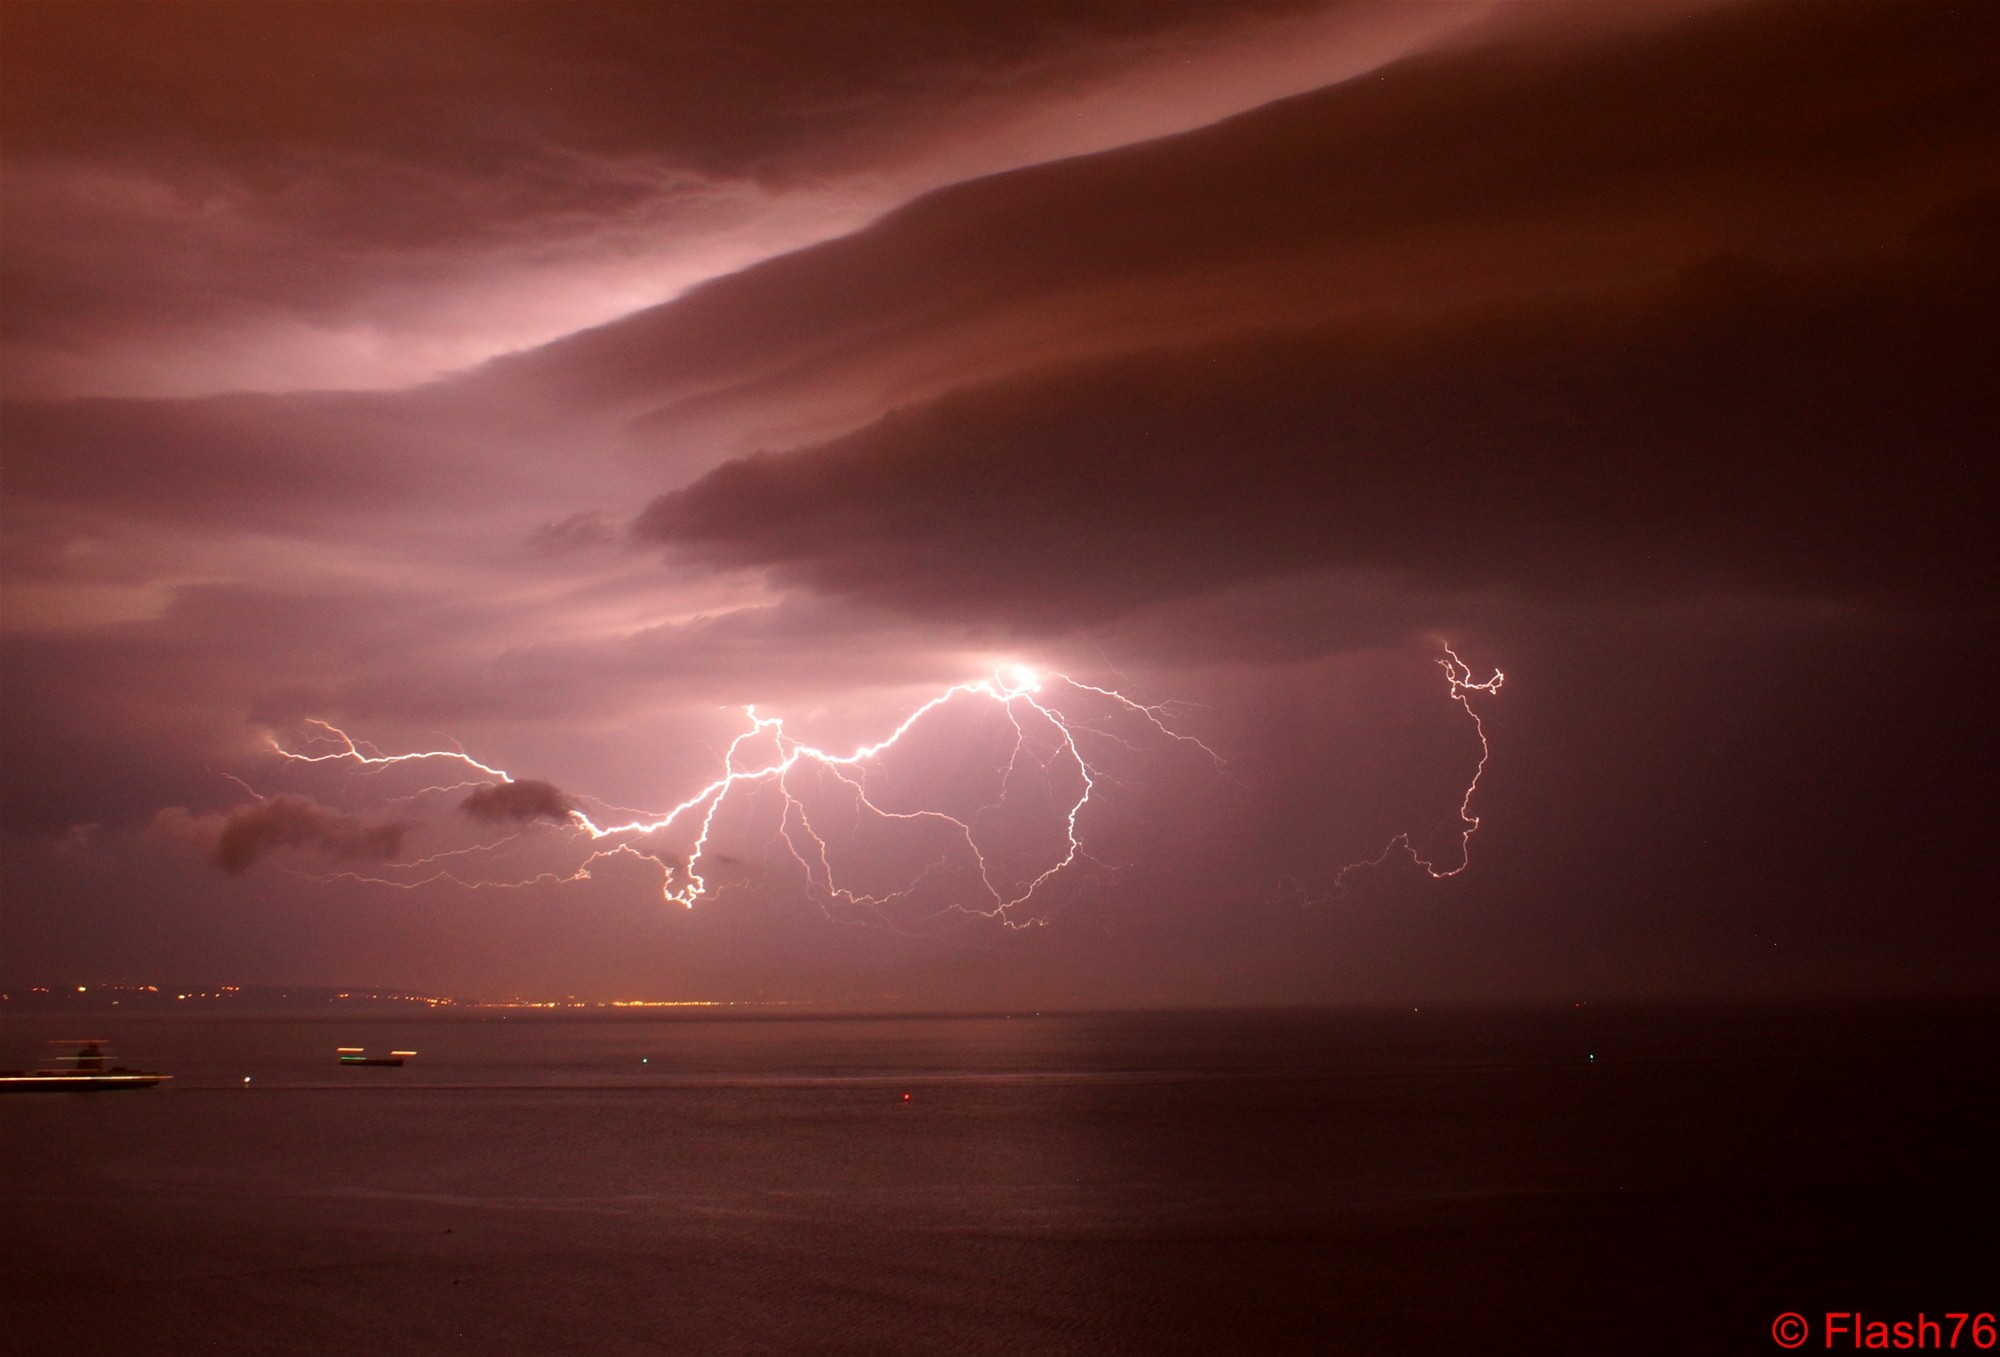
[459, 780, 577, 826]
[209, 795, 414, 875]
[638, 215, 1997, 629]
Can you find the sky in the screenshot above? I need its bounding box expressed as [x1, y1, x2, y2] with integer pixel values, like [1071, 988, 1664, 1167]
[3, 0, 1995, 1007]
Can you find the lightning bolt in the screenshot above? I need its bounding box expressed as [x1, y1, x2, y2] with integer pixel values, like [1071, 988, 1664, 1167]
[263, 666, 1223, 929]
[273, 718, 513, 785]
[255, 649, 1500, 924]
[1305, 643, 1504, 901]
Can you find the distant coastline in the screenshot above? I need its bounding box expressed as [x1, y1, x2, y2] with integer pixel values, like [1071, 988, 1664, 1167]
[0, 983, 749, 1015]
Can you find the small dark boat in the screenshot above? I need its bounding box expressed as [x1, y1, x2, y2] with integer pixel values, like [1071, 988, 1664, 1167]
[337, 1047, 415, 1067]
[0, 1040, 170, 1092]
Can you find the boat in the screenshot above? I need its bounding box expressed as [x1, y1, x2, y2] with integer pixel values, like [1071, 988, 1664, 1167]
[337, 1046, 416, 1067]
[0, 1040, 170, 1092]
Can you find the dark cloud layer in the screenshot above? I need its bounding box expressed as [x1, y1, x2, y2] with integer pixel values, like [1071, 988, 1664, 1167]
[4, 2, 1305, 175]
[209, 795, 414, 875]
[514, 0, 1994, 419]
[639, 217, 1997, 627]
[459, 780, 577, 826]
[2, 0, 1341, 394]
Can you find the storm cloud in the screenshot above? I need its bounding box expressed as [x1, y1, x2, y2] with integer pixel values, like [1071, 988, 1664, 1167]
[637, 215, 1997, 626]
[4, 0, 1994, 1003]
[208, 796, 415, 876]
[459, 780, 578, 826]
[2, 0, 1446, 397]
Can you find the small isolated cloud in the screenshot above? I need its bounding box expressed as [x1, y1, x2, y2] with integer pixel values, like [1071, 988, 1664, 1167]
[209, 795, 415, 875]
[459, 779, 576, 825]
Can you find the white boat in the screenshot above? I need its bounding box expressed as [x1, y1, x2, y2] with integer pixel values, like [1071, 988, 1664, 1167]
[0, 1040, 170, 1092]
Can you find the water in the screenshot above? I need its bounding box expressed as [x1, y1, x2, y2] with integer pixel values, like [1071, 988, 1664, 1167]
[3, 1006, 1993, 1354]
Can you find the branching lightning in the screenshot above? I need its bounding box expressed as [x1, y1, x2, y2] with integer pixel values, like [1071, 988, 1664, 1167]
[266, 666, 1223, 928]
[253, 649, 1500, 924]
[1321, 644, 1505, 896]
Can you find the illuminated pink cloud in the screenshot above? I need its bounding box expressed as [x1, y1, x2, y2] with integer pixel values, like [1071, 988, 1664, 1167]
[2, 1, 1490, 398]
[2, 1, 1993, 1001]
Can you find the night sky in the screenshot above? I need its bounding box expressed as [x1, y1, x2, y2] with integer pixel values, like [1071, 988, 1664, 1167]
[4, 0, 1995, 1006]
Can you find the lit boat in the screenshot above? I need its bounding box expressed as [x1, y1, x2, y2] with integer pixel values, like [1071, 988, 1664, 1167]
[337, 1047, 416, 1067]
[0, 1040, 170, 1092]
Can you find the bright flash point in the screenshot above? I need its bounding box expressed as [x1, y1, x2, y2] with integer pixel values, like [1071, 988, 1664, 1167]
[1004, 664, 1042, 694]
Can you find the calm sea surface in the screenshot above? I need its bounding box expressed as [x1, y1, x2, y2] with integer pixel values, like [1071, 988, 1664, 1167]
[2, 1006, 1993, 1355]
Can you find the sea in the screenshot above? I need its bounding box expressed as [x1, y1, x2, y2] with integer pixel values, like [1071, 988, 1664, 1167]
[2, 1005, 1993, 1356]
